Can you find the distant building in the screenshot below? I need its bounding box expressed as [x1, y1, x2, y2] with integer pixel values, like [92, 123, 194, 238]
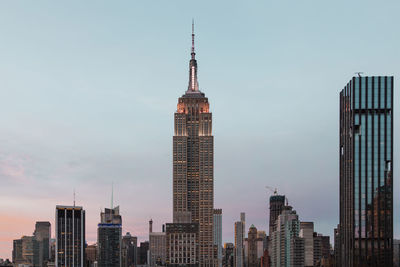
[313, 232, 330, 266]
[223, 243, 234, 267]
[213, 209, 223, 267]
[166, 223, 198, 266]
[13, 236, 39, 266]
[269, 206, 304, 267]
[34, 221, 51, 267]
[260, 249, 269, 267]
[97, 206, 122, 267]
[247, 225, 258, 267]
[290, 237, 305, 267]
[234, 213, 245, 267]
[138, 241, 149, 265]
[339, 76, 394, 266]
[85, 244, 97, 267]
[12, 238, 23, 264]
[149, 220, 166, 267]
[257, 231, 268, 252]
[55, 205, 85, 267]
[333, 227, 339, 266]
[299, 222, 314, 267]
[269, 195, 285, 236]
[122, 232, 137, 267]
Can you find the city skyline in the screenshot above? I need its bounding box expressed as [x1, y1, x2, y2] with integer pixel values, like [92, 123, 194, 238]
[1, 0, 400, 262]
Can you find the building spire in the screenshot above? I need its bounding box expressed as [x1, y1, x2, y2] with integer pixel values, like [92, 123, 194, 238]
[187, 20, 199, 93]
[191, 19, 195, 59]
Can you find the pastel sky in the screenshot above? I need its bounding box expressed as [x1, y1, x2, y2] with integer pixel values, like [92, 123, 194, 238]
[1, 0, 400, 260]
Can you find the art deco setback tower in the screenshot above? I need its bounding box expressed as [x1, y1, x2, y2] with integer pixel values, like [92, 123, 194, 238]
[339, 76, 393, 267]
[173, 23, 214, 266]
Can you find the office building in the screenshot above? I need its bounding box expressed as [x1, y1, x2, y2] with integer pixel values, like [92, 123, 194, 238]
[247, 225, 258, 267]
[12, 238, 23, 264]
[234, 213, 245, 267]
[149, 221, 166, 267]
[34, 221, 51, 267]
[269, 206, 304, 267]
[214, 209, 223, 267]
[97, 206, 122, 267]
[139, 241, 149, 265]
[85, 244, 97, 267]
[166, 223, 198, 266]
[223, 243, 234, 267]
[122, 232, 137, 267]
[12, 236, 39, 266]
[55, 205, 85, 267]
[313, 233, 330, 265]
[172, 22, 215, 266]
[339, 76, 394, 266]
[299, 222, 314, 267]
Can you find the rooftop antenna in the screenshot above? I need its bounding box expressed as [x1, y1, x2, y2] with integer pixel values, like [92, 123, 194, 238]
[111, 182, 114, 210]
[73, 188, 76, 207]
[191, 19, 195, 59]
[355, 72, 364, 77]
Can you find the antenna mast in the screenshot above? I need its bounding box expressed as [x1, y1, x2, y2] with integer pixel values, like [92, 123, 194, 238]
[111, 182, 114, 210]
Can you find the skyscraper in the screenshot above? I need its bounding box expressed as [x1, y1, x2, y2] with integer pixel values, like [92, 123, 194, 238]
[299, 222, 314, 267]
[339, 76, 394, 267]
[269, 206, 304, 267]
[173, 22, 215, 266]
[247, 225, 258, 267]
[34, 221, 51, 267]
[269, 195, 285, 236]
[97, 206, 122, 267]
[121, 232, 137, 267]
[213, 209, 223, 267]
[55, 205, 85, 267]
[234, 213, 245, 267]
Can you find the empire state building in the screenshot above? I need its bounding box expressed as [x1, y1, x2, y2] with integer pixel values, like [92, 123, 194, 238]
[173, 23, 215, 266]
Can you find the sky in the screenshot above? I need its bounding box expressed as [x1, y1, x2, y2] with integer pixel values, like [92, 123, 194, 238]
[0, 0, 400, 260]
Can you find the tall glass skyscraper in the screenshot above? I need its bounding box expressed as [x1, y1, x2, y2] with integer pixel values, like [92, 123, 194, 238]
[97, 206, 122, 267]
[55, 205, 85, 267]
[339, 76, 393, 267]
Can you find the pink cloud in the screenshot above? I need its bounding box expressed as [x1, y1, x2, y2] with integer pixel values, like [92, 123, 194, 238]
[0, 153, 30, 183]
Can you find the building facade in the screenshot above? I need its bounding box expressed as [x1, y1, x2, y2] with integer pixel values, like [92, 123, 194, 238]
[55, 205, 85, 267]
[223, 243, 234, 267]
[247, 225, 258, 267]
[339, 76, 394, 267]
[122, 232, 137, 267]
[299, 222, 314, 267]
[234, 213, 245, 267]
[149, 232, 166, 266]
[166, 223, 199, 266]
[213, 209, 223, 267]
[138, 241, 149, 266]
[269, 195, 285, 236]
[97, 206, 122, 267]
[269, 206, 304, 267]
[34, 221, 51, 267]
[172, 23, 215, 266]
[85, 244, 97, 267]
